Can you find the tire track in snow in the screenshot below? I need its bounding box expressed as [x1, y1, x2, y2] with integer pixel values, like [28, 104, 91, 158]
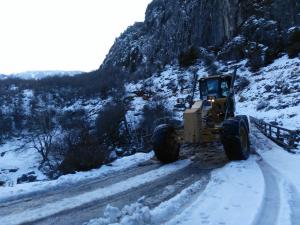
[255, 159, 300, 225]
[33, 163, 211, 225]
[142, 163, 211, 209]
[0, 160, 191, 225]
[288, 185, 300, 225]
[251, 125, 300, 225]
[0, 160, 160, 216]
[253, 160, 281, 225]
[0, 153, 155, 205]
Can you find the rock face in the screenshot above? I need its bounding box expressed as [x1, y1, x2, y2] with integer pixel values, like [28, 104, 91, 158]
[100, 0, 300, 76]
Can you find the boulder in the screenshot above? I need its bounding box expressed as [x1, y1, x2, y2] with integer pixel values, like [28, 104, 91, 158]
[264, 85, 272, 92]
[235, 76, 250, 93]
[256, 101, 270, 111]
[246, 42, 266, 71]
[17, 172, 37, 184]
[218, 36, 247, 61]
[287, 26, 300, 58]
[0, 181, 5, 186]
[241, 16, 282, 49]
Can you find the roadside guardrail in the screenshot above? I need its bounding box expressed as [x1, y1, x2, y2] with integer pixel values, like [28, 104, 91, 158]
[250, 116, 300, 153]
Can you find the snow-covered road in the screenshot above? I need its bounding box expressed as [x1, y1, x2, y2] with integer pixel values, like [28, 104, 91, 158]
[86, 126, 300, 225]
[0, 126, 299, 225]
[0, 156, 216, 225]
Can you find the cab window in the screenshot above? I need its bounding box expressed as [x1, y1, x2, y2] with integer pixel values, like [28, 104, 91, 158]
[221, 81, 229, 97]
[206, 79, 219, 95]
[200, 81, 208, 97]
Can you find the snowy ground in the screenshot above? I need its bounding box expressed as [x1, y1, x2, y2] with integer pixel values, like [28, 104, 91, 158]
[1, 53, 299, 195]
[125, 54, 300, 132]
[0, 54, 299, 224]
[85, 126, 300, 225]
[87, 157, 264, 225]
[0, 95, 110, 188]
[0, 139, 47, 187]
[236, 55, 300, 130]
[1, 125, 300, 225]
[0, 150, 154, 202]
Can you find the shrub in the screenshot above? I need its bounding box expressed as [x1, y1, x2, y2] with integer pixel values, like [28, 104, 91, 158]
[140, 99, 173, 136]
[58, 130, 108, 175]
[96, 100, 129, 147]
[179, 46, 198, 67]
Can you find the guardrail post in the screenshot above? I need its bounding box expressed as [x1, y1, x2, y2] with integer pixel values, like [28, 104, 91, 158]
[288, 132, 296, 148]
[264, 123, 267, 134]
[276, 128, 280, 139]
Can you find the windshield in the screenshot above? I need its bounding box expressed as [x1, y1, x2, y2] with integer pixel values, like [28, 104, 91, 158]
[206, 79, 219, 95]
[200, 78, 230, 99]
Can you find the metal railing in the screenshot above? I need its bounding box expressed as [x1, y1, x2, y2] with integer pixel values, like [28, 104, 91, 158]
[250, 117, 300, 152]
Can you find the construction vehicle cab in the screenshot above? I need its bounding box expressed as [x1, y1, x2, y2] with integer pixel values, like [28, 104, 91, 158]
[152, 70, 250, 163]
[199, 75, 231, 100]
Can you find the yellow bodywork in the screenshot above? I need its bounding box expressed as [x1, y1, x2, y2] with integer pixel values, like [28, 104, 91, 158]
[183, 98, 227, 144]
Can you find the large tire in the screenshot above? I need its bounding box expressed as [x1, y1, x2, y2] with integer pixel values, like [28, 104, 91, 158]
[221, 118, 250, 161]
[152, 124, 180, 163]
[235, 115, 250, 133]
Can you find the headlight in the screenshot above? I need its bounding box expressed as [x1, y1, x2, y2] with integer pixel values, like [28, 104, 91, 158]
[207, 96, 216, 103]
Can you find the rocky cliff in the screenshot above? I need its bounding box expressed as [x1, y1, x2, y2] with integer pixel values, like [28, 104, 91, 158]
[100, 0, 300, 76]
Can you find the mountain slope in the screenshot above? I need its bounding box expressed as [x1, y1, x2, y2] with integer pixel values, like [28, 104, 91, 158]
[100, 0, 300, 77]
[8, 71, 83, 80]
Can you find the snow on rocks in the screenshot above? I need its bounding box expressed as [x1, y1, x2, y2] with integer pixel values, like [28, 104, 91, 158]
[125, 53, 300, 132]
[125, 63, 207, 125]
[0, 139, 47, 187]
[236, 54, 300, 130]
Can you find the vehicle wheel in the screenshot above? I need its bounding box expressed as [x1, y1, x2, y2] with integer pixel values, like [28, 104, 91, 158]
[152, 124, 180, 163]
[235, 115, 250, 133]
[221, 119, 250, 161]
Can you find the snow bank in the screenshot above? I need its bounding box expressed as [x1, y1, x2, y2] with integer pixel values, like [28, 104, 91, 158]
[87, 203, 151, 225]
[86, 177, 209, 225]
[0, 152, 154, 202]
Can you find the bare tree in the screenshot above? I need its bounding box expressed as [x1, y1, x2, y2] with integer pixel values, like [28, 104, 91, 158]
[27, 109, 58, 166]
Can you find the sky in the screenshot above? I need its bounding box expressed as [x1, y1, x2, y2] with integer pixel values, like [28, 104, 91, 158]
[0, 0, 152, 74]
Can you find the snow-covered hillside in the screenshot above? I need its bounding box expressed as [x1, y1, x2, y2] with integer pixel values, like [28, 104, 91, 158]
[1, 52, 299, 189]
[0, 96, 108, 186]
[236, 55, 300, 130]
[0, 74, 7, 79]
[0, 54, 299, 225]
[125, 54, 300, 131]
[0, 71, 83, 80]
